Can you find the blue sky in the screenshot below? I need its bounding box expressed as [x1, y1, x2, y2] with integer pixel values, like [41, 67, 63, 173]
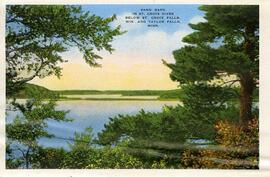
[32, 4, 207, 90]
[82, 4, 203, 34]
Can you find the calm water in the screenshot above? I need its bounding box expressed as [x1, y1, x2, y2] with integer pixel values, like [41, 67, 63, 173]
[6, 98, 179, 149]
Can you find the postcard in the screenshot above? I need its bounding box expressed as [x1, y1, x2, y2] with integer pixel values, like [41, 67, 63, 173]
[1, 0, 270, 177]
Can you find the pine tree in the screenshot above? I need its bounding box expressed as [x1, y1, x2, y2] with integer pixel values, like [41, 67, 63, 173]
[166, 5, 259, 125]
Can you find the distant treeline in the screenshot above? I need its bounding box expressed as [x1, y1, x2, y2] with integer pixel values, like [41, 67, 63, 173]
[11, 83, 56, 99]
[56, 89, 184, 100]
[12, 83, 184, 100]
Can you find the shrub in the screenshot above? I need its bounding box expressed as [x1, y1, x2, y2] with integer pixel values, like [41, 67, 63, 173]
[181, 118, 259, 169]
[32, 147, 67, 168]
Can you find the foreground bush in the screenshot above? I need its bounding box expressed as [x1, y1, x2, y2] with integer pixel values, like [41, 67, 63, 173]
[61, 146, 144, 169]
[181, 118, 259, 169]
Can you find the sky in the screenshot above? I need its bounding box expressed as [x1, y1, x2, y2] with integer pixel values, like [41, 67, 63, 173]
[31, 4, 205, 90]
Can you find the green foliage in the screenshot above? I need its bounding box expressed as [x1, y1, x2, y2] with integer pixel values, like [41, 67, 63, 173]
[165, 5, 259, 124]
[62, 122, 184, 169]
[181, 118, 259, 169]
[61, 127, 144, 169]
[62, 146, 145, 169]
[6, 5, 123, 96]
[98, 100, 241, 147]
[150, 157, 168, 169]
[97, 104, 209, 168]
[84, 147, 144, 169]
[159, 89, 184, 99]
[32, 147, 67, 168]
[11, 83, 57, 99]
[62, 147, 97, 169]
[68, 127, 94, 150]
[6, 89, 70, 168]
[179, 83, 239, 138]
[97, 106, 189, 146]
[10, 126, 167, 169]
[181, 84, 235, 117]
[95, 94, 250, 168]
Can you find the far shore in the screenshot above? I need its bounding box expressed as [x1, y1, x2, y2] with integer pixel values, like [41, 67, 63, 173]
[58, 97, 180, 101]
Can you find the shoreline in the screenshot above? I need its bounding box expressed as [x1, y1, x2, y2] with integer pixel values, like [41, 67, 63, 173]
[57, 97, 180, 101]
[10, 97, 180, 101]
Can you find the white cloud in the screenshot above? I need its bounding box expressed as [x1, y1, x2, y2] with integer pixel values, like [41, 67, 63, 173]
[189, 15, 206, 24]
[106, 27, 191, 64]
[67, 24, 192, 66]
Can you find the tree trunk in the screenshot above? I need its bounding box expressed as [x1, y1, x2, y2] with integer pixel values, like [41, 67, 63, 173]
[25, 155, 29, 169]
[25, 148, 30, 169]
[239, 23, 256, 126]
[239, 73, 254, 125]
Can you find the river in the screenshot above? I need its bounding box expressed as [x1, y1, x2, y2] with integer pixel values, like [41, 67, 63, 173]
[6, 97, 179, 149]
